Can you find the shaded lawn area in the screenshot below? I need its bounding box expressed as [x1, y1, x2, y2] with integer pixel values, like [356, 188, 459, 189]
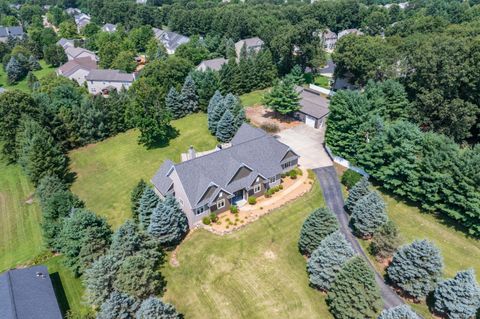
[0, 60, 55, 92]
[70, 113, 218, 228]
[163, 181, 332, 319]
[239, 88, 269, 107]
[0, 153, 44, 271]
[313, 75, 330, 88]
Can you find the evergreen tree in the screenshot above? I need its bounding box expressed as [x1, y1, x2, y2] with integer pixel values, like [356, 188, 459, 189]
[36, 174, 67, 206]
[59, 209, 112, 276]
[97, 291, 139, 319]
[234, 107, 246, 129]
[207, 90, 224, 134]
[138, 187, 160, 229]
[264, 78, 300, 115]
[131, 179, 147, 220]
[345, 176, 371, 213]
[370, 220, 401, 261]
[83, 254, 120, 306]
[165, 87, 184, 119]
[219, 59, 237, 94]
[298, 207, 339, 256]
[351, 191, 388, 238]
[148, 196, 189, 247]
[433, 269, 480, 319]
[16, 119, 68, 186]
[28, 55, 41, 71]
[113, 254, 164, 299]
[190, 70, 220, 111]
[287, 65, 304, 85]
[254, 49, 277, 89]
[225, 38, 236, 60]
[378, 305, 420, 319]
[26, 71, 38, 90]
[109, 220, 144, 261]
[327, 256, 383, 319]
[180, 75, 199, 114]
[387, 239, 443, 299]
[215, 109, 236, 142]
[136, 297, 182, 319]
[307, 231, 355, 291]
[6, 56, 26, 84]
[364, 79, 411, 121]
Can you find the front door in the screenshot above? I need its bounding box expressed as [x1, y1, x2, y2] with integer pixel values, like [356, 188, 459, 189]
[231, 190, 244, 205]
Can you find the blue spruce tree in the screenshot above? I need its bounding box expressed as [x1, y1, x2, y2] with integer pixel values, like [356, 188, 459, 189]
[307, 230, 355, 291]
[433, 269, 480, 319]
[387, 239, 443, 299]
[345, 176, 371, 213]
[148, 196, 189, 247]
[208, 90, 224, 134]
[351, 191, 388, 238]
[180, 75, 199, 114]
[138, 187, 160, 229]
[136, 297, 182, 319]
[165, 87, 184, 119]
[97, 291, 139, 319]
[298, 207, 339, 256]
[215, 109, 236, 142]
[378, 305, 420, 319]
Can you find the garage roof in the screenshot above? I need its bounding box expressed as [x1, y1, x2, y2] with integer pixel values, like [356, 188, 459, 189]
[295, 86, 330, 119]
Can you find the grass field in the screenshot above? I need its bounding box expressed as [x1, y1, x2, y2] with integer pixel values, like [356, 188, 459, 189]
[70, 113, 218, 228]
[239, 88, 268, 107]
[0, 60, 54, 92]
[0, 154, 44, 271]
[163, 181, 332, 319]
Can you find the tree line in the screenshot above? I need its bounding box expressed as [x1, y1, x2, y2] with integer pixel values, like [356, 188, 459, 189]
[326, 80, 480, 237]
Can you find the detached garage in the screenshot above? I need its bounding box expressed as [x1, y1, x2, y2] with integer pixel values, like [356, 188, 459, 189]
[293, 86, 330, 129]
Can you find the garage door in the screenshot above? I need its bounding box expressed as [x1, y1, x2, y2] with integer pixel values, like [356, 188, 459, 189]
[305, 115, 316, 128]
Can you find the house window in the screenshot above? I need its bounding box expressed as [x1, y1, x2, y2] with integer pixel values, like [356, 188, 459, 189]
[195, 206, 206, 215]
[217, 199, 225, 209]
[254, 184, 261, 193]
[269, 176, 276, 183]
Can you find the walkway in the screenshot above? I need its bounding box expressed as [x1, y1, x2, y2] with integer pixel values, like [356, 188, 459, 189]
[314, 166, 403, 309]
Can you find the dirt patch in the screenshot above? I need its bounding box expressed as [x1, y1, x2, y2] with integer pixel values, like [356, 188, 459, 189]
[25, 193, 35, 205]
[246, 105, 302, 131]
[264, 250, 276, 260]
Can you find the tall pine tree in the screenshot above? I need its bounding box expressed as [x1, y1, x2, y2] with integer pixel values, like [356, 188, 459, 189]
[180, 75, 199, 114]
[351, 191, 388, 238]
[165, 87, 184, 119]
[378, 305, 420, 319]
[138, 187, 160, 229]
[148, 196, 189, 247]
[345, 176, 371, 213]
[298, 207, 339, 256]
[136, 297, 182, 319]
[131, 179, 147, 220]
[215, 109, 236, 142]
[207, 90, 224, 134]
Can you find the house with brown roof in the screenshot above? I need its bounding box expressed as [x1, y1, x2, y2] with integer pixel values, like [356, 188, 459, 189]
[56, 57, 98, 85]
[152, 123, 299, 226]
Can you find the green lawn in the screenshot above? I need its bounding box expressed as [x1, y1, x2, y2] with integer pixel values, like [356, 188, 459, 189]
[0, 154, 44, 271]
[163, 181, 332, 319]
[0, 60, 55, 92]
[239, 88, 269, 107]
[70, 113, 218, 228]
[314, 75, 331, 88]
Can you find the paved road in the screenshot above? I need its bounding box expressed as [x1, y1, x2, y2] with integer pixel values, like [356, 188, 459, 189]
[314, 166, 403, 309]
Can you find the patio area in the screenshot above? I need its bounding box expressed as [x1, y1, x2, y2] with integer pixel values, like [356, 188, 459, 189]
[202, 168, 314, 235]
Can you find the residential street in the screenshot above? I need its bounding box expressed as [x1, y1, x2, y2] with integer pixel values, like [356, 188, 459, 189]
[313, 166, 404, 309]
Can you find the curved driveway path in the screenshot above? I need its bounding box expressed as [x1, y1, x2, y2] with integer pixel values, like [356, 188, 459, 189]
[313, 166, 404, 309]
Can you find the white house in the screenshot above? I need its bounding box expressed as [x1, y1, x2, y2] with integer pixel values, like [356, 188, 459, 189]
[56, 57, 98, 85]
[65, 46, 98, 62]
[85, 69, 135, 95]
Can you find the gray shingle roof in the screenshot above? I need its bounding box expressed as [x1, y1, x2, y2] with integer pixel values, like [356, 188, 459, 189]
[152, 28, 190, 52]
[0, 266, 63, 319]
[65, 46, 98, 60]
[152, 124, 298, 208]
[85, 69, 135, 82]
[102, 23, 117, 33]
[295, 86, 330, 119]
[196, 57, 227, 71]
[0, 26, 24, 38]
[57, 38, 75, 49]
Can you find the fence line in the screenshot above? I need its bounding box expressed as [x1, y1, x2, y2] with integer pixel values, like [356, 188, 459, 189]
[324, 145, 369, 177]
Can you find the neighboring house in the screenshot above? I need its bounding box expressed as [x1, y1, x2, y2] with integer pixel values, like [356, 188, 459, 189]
[102, 23, 117, 33]
[384, 2, 409, 9]
[56, 57, 98, 85]
[0, 266, 63, 319]
[0, 26, 24, 43]
[337, 28, 364, 39]
[152, 123, 299, 226]
[74, 13, 91, 32]
[56, 38, 75, 50]
[293, 86, 329, 129]
[85, 69, 135, 95]
[196, 57, 228, 72]
[65, 46, 99, 62]
[152, 28, 190, 54]
[234, 37, 264, 58]
[321, 29, 337, 51]
[65, 7, 82, 16]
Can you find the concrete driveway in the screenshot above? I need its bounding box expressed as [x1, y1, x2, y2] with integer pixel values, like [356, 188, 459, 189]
[275, 124, 332, 168]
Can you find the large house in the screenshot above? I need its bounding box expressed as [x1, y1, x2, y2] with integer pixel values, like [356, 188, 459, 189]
[0, 26, 24, 42]
[152, 28, 190, 54]
[74, 13, 91, 32]
[234, 37, 264, 58]
[65, 46, 98, 62]
[152, 123, 299, 226]
[293, 86, 330, 129]
[196, 57, 228, 72]
[56, 38, 75, 50]
[85, 69, 135, 94]
[321, 29, 337, 51]
[56, 57, 98, 85]
[0, 266, 63, 319]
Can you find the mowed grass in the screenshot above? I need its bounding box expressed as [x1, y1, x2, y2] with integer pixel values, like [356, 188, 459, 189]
[0, 60, 55, 92]
[163, 182, 332, 319]
[70, 113, 218, 228]
[240, 88, 269, 107]
[0, 155, 44, 271]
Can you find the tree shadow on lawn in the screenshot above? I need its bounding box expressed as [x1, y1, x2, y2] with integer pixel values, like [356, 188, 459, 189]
[49, 272, 70, 317]
[145, 127, 180, 150]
